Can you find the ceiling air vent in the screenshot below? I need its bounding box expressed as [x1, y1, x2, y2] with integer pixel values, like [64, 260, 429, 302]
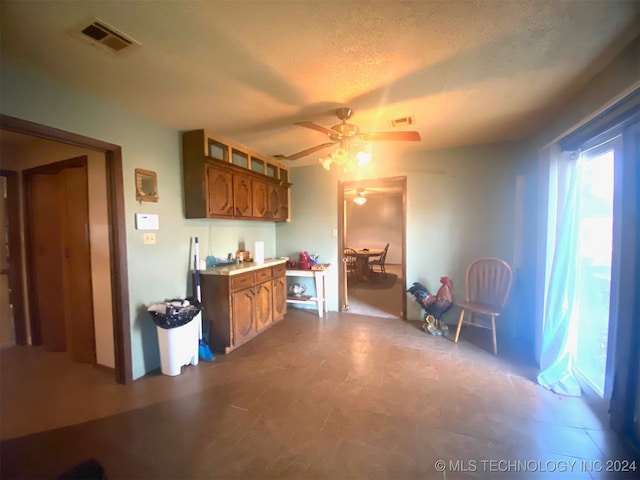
[390, 116, 415, 128]
[78, 20, 135, 53]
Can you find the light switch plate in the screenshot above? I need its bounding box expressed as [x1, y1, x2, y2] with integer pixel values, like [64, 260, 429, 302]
[143, 232, 156, 245]
[135, 213, 159, 230]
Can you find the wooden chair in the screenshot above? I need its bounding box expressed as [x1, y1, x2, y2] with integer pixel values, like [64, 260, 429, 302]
[454, 257, 513, 355]
[344, 248, 358, 280]
[369, 243, 389, 278]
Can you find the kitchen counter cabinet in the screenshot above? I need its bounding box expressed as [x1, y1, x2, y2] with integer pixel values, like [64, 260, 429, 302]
[200, 260, 287, 353]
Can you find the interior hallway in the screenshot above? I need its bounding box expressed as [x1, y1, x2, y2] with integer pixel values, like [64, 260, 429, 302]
[1, 309, 638, 479]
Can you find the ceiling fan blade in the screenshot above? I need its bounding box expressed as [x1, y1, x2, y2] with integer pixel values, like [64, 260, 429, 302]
[359, 131, 421, 142]
[295, 121, 341, 137]
[280, 142, 335, 161]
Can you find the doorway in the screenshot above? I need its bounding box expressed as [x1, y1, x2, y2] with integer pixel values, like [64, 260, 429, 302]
[573, 140, 616, 397]
[0, 115, 132, 384]
[24, 157, 96, 362]
[338, 176, 407, 318]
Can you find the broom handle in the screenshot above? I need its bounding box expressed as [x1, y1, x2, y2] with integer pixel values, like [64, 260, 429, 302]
[194, 237, 203, 342]
[194, 236, 201, 301]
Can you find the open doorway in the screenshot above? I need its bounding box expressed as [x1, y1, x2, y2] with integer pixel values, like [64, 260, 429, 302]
[338, 176, 406, 318]
[573, 140, 616, 397]
[0, 115, 132, 384]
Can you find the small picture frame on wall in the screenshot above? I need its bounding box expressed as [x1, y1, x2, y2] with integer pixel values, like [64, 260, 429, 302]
[135, 168, 159, 203]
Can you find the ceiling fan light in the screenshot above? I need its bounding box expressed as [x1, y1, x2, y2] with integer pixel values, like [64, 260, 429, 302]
[319, 157, 333, 170]
[353, 195, 367, 205]
[356, 150, 372, 166]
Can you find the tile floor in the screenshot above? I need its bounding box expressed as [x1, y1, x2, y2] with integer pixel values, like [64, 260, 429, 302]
[1, 309, 638, 479]
[347, 264, 403, 318]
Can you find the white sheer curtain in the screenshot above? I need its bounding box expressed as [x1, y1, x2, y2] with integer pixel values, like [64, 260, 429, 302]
[536, 146, 583, 396]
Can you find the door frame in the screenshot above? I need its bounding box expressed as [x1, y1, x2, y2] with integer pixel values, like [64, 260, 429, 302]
[337, 176, 407, 318]
[0, 170, 27, 345]
[0, 114, 132, 384]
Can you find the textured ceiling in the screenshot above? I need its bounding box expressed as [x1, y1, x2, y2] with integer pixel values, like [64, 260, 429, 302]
[1, 1, 638, 165]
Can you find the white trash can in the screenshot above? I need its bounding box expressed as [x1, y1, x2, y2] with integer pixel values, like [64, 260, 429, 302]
[148, 300, 201, 376]
[156, 317, 199, 376]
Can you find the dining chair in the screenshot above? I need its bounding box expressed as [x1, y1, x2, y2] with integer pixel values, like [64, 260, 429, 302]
[453, 257, 513, 355]
[343, 248, 358, 280]
[369, 243, 389, 278]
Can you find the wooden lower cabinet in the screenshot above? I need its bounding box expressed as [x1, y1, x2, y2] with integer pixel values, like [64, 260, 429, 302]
[231, 288, 256, 343]
[200, 262, 287, 353]
[272, 274, 287, 320]
[255, 281, 273, 332]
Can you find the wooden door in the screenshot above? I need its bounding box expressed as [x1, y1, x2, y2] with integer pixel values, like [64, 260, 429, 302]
[254, 281, 272, 331]
[232, 288, 255, 345]
[26, 159, 95, 362]
[251, 180, 268, 218]
[233, 175, 252, 217]
[61, 167, 95, 363]
[205, 163, 233, 217]
[272, 275, 287, 321]
[29, 173, 67, 351]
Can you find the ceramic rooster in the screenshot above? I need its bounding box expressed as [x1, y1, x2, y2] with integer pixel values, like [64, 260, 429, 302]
[407, 277, 454, 336]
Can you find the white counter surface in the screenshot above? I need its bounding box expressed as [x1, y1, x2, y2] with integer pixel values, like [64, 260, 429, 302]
[199, 257, 287, 276]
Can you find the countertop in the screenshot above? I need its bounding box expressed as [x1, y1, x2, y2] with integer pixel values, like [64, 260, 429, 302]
[199, 257, 287, 276]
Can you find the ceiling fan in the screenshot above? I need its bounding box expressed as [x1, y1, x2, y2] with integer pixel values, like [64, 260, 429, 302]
[275, 107, 421, 161]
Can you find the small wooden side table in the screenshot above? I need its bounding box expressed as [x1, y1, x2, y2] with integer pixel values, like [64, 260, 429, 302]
[285, 267, 329, 317]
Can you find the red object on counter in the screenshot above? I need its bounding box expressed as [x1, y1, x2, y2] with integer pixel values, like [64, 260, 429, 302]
[298, 251, 312, 270]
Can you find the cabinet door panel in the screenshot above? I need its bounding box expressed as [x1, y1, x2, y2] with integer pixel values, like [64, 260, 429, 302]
[233, 176, 252, 217]
[267, 184, 289, 222]
[255, 281, 273, 332]
[206, 164, 233, 217]
[267, 183, 280, 219]
[232, 288, 255, 345]
[252, 180, 268, 218]
[272, 276, 287, 321]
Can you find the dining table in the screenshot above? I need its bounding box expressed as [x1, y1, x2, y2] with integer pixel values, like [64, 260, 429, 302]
[350, 248, 384, 281]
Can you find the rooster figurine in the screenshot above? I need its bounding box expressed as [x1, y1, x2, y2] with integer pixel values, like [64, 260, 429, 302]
[407, 277, 454, 336]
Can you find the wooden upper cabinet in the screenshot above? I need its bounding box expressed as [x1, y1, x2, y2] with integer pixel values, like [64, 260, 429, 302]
[252, 180, 268, 218]
[233, 175, 252, 217]
[205, 163, 233, 217]
[267, 184, 289, 221]
[183, 129, 290, 221]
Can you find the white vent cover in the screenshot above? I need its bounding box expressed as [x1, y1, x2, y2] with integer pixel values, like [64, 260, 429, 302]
[390, 116, 415, 128]
[76, 19, 137, 53]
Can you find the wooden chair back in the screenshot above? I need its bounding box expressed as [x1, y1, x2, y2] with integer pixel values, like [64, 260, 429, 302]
[465, 257, 513, 308]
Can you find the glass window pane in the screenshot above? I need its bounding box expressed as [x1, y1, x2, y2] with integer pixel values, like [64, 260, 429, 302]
[251, 158, 265, 174]
[574, 148, 614, 397]
[232, 150, 248, 168]
[208, 141, 226, 160]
